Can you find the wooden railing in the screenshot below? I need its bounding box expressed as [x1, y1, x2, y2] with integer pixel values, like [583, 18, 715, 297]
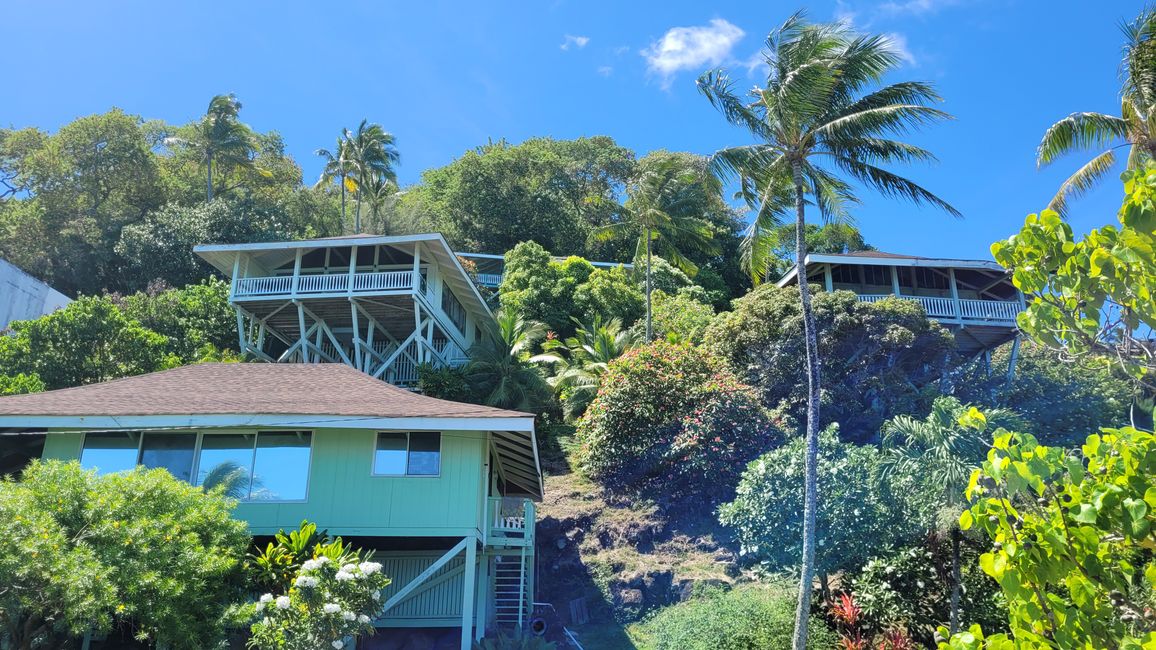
[856, 294, 1022, 323]
[486, 497, 535, 546]
[235, 270, 414, 298]
[476, 273, 503, 288]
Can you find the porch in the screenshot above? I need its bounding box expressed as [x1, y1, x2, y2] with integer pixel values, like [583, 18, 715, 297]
[856, 294, 1023, 324]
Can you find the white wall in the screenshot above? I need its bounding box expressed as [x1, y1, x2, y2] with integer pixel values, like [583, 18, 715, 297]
[0, 258, 70, 331]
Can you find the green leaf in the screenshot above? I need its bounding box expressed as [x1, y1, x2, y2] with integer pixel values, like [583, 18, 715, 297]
[1073, 503, 1099, 524]
[959, 510, 974, 531]
[1126, 497, 1149, 522]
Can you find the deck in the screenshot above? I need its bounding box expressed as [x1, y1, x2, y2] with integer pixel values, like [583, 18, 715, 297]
[856, 294, 1022, 324]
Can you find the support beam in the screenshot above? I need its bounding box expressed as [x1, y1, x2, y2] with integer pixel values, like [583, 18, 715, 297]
[379, 538, 470, 616]
[823, 264, 833, 292]
[890, 265, 901, 296]
[948, 268, 962, 323]
[461, 538, 478, 650]
[1006, 336, 1021, 385]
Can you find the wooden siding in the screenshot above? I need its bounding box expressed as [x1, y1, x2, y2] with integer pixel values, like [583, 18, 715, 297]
[377, 552, 466, 625]
[40, 427, 490, 537]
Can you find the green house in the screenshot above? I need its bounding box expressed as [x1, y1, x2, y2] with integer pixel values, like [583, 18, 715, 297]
[0, 362, 543, 650]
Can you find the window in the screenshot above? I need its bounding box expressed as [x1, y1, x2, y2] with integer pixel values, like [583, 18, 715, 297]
[139, 433, 197, 483]
[80, 432, 140, 475]
[441, 282, 467, 333]
[79, 430, 312, 502]
[374, 432, 441, 476]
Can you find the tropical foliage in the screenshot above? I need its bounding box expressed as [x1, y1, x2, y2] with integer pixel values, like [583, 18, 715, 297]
[537, 315, 638, 421]
[463, 307, 554, 413]
[576, 342, 779, 505]
[719, 428, 929, 580]
[0, 460, 250, 650]
[992, 163, 1156, 391]
[704, 286, 955, 441]
[1036, 7, 1156, 215]
[945, 424, 1156, 649]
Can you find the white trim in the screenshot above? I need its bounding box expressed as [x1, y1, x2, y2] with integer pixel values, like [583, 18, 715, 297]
[0, 414, 536, 432]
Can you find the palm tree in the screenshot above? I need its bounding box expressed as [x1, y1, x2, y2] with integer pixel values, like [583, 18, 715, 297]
[593, 157, 718, 341]
[536, 315, 638, 420]
[200, 460, 256, 500]
[880, 397, 1021, 635]
[362, 175, 400, 235]
[697, 14, 958, 648]
[344, 120, 399, 234]
[1037, 7, 1156, 216]
[314, 137, 353, 224]
[463, 307, 552, 412]
[166, 93, 257, 202]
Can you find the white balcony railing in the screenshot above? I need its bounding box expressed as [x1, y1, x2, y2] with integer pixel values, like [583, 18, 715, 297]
[476, 273, 503, 288]
[857, 294, 1022, 323]
[486, 496, 535, 547]
[235, 271, 414, 298]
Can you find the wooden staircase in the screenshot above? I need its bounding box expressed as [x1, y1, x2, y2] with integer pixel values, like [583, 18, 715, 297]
[493, 549, 532, 628]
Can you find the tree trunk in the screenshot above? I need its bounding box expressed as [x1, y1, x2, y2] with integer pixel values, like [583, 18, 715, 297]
[645, 229, 653, 341]
[340, 172, 347, 225]
[792, 161, 822, 650]
[950, 524, 962, 634]
[206, 152, 214, 202]
[354, 187, 362, 234]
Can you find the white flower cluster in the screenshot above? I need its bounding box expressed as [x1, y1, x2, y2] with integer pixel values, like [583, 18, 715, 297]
[332, 641, 344, 649]
[275, 595, 291, 610]
[323, 603, 341, 614]
[256, 593, 275, 612]
[300, 556, 332, 572]
[294, 575, 318, 588]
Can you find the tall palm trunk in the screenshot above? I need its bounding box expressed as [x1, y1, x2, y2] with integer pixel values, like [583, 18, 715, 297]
[950, 525, 962, 634]
[645, 228, 653, 341]
[206, 152, 214, 202]
[340, 173, 347, 223]
[354, 187, 362, 234]
[792, 162, 822, 650]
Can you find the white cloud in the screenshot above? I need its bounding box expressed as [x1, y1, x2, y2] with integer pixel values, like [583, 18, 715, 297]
[597, 65, 614, 77]
[879, 0, 959, 15]
[642, 18, 745, 88]
[883, 32, 916, 65]
[560, 34, 590, 51]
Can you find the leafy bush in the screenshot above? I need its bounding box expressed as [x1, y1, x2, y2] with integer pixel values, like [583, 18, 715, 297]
[114, 277, 238, 363]
[955, 341, 1133, 448]
[945, 425, 1156, 649]
[851, 541, 1005, 644]
[637, 583, 837, 650]
[719, 429, 927, 578]
[573, 264, 644, 327]
[416, 363, 472, 402]
[0, 372, 45, 395]
[0, 296, 179, 389]
[704, 285, 955, 441]
[632, 290, 715, 344]
[0, 460, 250, 649]
[576, 342, 780, 504]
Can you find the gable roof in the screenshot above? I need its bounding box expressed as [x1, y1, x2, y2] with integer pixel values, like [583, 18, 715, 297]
[0, 363, 529, 419]
[0, 363, 543, 498]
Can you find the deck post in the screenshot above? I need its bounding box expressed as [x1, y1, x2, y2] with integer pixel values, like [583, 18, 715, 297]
[1006, 336, 1021, 384]
[461, 537, 478, 650]
[823, 264, 833, 292]
[890, 266, 901, 296]
[948, 268, 962, 323]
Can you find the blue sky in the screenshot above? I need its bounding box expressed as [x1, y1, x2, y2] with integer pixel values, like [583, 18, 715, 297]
[2, 1, 1137, 260]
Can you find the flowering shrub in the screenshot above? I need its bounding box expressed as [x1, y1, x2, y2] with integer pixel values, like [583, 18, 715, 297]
[576, 342, 780, 504]
[249, 556, 392, 650]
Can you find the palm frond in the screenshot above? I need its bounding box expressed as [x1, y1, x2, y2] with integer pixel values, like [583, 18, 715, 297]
[1045, 148, 1118, 217]
[834, 157, 961, 217]
[1036, 112, 1129, 166]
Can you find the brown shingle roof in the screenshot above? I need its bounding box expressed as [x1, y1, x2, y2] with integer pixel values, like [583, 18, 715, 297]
[0, 363, 532, 419]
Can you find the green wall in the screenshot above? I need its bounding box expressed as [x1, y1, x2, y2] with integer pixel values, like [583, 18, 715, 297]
[42, 428, 490, 537]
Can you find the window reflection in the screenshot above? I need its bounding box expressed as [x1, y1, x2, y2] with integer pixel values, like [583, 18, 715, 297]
[196, 433, 256, 499]
[374, 432, 408, 475]
[408, 432, 441, 476]
[250, 432, 311, 501]
[139, 433, 197, 483]
[80, 432, 139, 475]
[373, 432, 441, 476]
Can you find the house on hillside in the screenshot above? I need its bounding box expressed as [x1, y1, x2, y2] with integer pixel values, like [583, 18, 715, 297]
[0, 362, 542, 649]
[778, 250, 1025, 371]
[0, 257, 70, 331]
[194, 234, 491, 388]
